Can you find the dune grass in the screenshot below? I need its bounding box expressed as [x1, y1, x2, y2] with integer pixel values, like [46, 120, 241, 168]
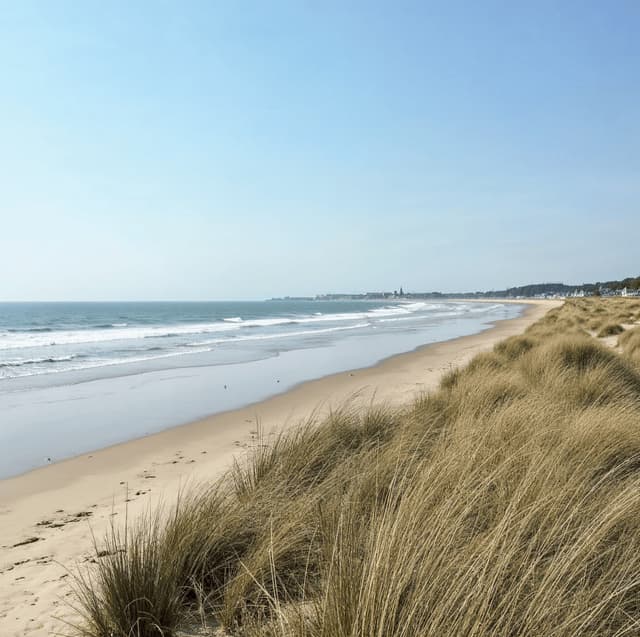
[72, 298, 640, 636]
[597, 322, 625, 337]
[619, 326, 640, 363]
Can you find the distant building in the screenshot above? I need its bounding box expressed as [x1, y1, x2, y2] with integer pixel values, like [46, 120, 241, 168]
[365, 292, 390, 299]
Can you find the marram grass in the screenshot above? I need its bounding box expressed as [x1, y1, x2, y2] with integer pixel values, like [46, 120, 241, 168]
[72, 297, 640, 636]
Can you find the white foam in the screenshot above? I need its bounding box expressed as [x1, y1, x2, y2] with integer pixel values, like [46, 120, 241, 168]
[0, 321, 241, 350]
[0, 302, 485, 351]
[0, 347, 216, 379]
[468, 303, 504, 313]
[218, 303, 443, 330]
[189, 322, 371, 347]
[0, 322, 374, 378]
[0, 354, 77, 368]
[0, 302, 514, 380]
[240, 317, 297, 327]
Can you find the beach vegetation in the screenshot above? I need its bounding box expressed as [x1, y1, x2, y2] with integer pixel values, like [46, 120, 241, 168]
[619, 326, 640, 363]
[72, 297, 640, 637]
[597, 323, 624, 337]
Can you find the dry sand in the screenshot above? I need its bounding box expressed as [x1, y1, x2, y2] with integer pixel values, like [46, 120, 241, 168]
[0, 299, 558, 636]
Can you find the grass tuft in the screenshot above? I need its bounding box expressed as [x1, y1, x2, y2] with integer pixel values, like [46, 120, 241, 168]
[597, 323, 625, 337]
[619, 326, 640, 363]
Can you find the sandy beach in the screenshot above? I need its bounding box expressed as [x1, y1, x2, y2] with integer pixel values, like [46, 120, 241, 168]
[0, 299, 558, 636]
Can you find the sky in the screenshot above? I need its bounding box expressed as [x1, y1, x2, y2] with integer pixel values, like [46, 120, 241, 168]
[1, 1, 638, 301]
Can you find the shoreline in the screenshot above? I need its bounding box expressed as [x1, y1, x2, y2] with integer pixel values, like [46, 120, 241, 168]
[0, 299, 528, 486]
[0, 300, 524, 479]
[0, 299, 558, 636]
[0, 300, 552, 500]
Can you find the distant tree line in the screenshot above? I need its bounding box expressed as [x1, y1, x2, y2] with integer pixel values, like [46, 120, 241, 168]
[288, 275, 640, 302]
[594, 276, 640, 291]
[402, 275, 640, 299]
[471, 275, 640, 298]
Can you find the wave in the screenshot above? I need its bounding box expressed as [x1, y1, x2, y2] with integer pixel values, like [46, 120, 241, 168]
[0, 321, 241, 350]
[0, 302, 516, 380]
[0, 312, 376, 350]
[468, 303, 505, 313]
[223, 304, 434, 329]
[232, 317, 297, 327]
[0, 302, 504, 352]
[0, 347, 216, 379]
[187, 322, 372, 347]
[94, 322, 130, 328]
[0, 354, 80, 368]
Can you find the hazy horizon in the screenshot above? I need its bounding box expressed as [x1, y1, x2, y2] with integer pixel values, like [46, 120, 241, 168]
[2, 2, 639, 302]
[0, 274, 634, 305]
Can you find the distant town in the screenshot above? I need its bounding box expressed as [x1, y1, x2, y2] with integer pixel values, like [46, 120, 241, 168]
[271, 276, 640, 302]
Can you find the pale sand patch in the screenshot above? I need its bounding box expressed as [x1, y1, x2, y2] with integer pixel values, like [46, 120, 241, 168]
[599, 322, 639, 352]
[0, 299, 559, 636]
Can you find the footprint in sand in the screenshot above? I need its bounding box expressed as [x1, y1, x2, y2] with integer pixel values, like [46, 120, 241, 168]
[12, 537, 42, 548]
[68, 511, 93, 522]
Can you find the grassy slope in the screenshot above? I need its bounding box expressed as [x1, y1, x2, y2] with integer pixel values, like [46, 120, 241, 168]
[72, 298, 640, 637]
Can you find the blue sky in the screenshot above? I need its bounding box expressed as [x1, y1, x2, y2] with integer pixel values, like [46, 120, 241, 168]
[1, 1, 638, 300]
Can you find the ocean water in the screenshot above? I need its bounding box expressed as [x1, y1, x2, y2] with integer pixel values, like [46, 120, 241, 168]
[0, 300, 523, 477]
[0, 300, 514, 381]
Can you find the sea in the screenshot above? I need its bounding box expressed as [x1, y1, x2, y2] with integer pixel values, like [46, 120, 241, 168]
[0, 300, 523, 477]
